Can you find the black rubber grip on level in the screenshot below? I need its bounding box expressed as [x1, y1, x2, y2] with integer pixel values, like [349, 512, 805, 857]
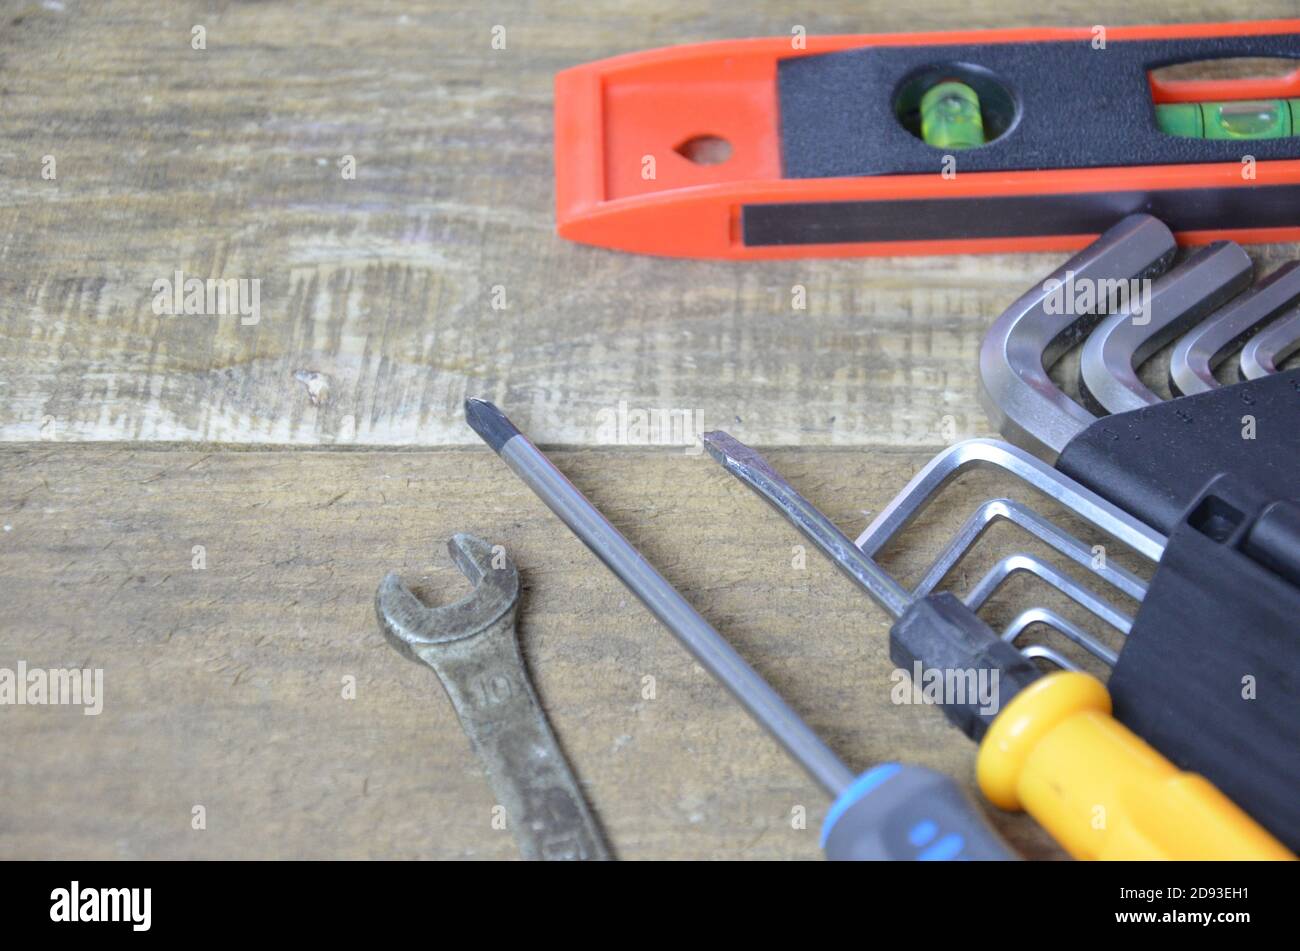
[1109, 473, 1300, 851]
[1056, 372, 1300, 535]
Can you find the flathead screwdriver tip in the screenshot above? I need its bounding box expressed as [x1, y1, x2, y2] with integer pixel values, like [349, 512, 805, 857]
[701, 430, 730, 464]
[702, 431, 782, 483]
[464, 397, 521, 453]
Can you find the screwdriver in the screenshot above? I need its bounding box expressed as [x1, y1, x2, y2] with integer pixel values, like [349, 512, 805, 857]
[702, 430, 1294, 861]
[465, 397, 1016, 860]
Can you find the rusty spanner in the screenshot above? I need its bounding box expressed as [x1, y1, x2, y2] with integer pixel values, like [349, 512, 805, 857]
[375, 533, 610, 860]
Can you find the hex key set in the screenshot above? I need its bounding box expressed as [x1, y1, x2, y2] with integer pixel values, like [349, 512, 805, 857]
[882, 214, 1300, 849]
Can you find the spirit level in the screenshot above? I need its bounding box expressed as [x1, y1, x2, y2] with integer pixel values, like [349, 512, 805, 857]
[554, 20, 1300, 259]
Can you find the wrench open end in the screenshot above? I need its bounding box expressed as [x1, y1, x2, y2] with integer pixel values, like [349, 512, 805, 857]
[375, 533, 519, 660]
[446, 532, 504, 590]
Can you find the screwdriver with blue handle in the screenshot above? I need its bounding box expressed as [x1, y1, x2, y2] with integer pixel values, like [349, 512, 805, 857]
[703, 430, 1293, 861]
[465, 398, 1016, 860]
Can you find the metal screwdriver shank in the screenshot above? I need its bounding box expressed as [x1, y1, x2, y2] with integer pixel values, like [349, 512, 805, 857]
[702, 431, 913, 619]
[465, 399, 856, 799]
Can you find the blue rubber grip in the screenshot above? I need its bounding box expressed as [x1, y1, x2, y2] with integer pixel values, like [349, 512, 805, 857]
[821, 763, 1016, 860]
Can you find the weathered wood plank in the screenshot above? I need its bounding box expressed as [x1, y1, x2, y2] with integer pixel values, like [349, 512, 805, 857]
[0, 445, 1161, 858]
[3, 0, 1295, 446]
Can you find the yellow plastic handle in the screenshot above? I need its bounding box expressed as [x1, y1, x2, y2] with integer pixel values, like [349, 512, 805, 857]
[977, 671, 1294, 860]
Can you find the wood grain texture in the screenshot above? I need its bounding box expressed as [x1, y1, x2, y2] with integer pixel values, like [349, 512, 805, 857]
[2, 0, 1297, 446]
[0, 0, 1290, 861]
[0, 445, 1162, 859]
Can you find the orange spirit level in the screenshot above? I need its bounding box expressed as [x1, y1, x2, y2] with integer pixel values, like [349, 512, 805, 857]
[554, 20, 1300, 259]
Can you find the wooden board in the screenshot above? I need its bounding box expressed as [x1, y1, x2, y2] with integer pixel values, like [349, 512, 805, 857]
[0, 444, 1168, 859]
[0, 0, 1292, 860]
[2, 0, 1296, 446]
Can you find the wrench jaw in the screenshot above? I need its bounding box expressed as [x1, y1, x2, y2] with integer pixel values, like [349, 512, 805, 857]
[445, 532, 518, 600]
[373, 532, 611, 860]
[374, 533, 521, 662]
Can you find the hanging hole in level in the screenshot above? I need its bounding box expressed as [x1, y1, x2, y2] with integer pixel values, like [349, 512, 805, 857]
[675, 134, 732, 165]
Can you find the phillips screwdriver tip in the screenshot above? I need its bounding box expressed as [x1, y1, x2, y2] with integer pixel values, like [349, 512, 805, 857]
[464, 397, 520, 452]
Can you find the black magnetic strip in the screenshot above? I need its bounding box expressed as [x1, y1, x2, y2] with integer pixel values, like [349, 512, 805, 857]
[740, 184, 1300, 246]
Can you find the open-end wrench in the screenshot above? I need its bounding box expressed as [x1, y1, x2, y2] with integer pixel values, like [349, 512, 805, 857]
[375, 533, 610, 861]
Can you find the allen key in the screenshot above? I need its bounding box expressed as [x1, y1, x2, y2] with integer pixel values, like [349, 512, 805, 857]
[978, 215, 1300, 538]
[854, 439, 1167, 564]
[962, 554, 1134, 637]
[855, 440, 1152, 672]
[911, 503, 1138, 672]
[979, 215, 1288, 465]
[697, 430, 1292, 859]
[964, 554, 1132, 671]
[978, 213, 1176, 460]
[1169, 261, 1300, 396]
[973, 218, 1300, 847]
[1077, 241, 1253, 415]
[1240, 305, 1300, 379]
[1019, 643, 1078, 670]
[912, 496, 1149, 602]
[1001, 607, 1119, 667]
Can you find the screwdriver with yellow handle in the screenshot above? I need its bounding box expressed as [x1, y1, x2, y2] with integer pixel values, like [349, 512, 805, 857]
[979, 670, 1291, 859]
[703, 431, 1294, 861]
